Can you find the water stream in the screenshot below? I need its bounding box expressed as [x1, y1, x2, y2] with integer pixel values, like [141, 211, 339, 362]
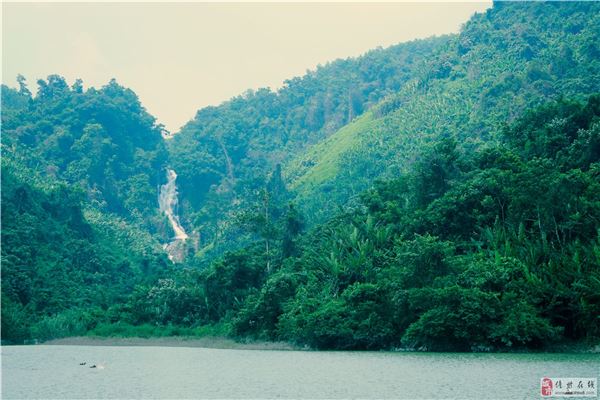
[159, 169, 188, 261]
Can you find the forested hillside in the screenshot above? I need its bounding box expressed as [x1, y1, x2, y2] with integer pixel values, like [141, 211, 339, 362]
[1, 77, 169, 230]
[2, 1, 599, 349]
[222, 94, 599, 350]
[1, 79, 173, 342]
[167, 37, 448, 257]
[47, 94, 599, 351]
[166, 2, 600, 261]
[1, 165, 171, 342]
[288, 1, 600, 223]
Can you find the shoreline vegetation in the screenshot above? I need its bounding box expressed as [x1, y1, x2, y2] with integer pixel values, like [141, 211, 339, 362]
[42, 336, 301, 351]
[33, 336, 600, 354]
[10, 323, 600, 354]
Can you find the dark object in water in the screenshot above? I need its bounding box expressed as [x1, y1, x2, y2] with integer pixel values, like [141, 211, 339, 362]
[79, 362, 86, 365]
[89, 365, 97, 368]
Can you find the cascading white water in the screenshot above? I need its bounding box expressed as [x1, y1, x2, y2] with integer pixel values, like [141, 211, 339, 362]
[159, 169, 188, 240]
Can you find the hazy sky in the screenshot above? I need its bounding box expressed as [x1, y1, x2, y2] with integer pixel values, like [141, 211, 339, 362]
[2, 2, 491, 132]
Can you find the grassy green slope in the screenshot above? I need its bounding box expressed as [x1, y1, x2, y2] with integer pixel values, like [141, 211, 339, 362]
[285, 2, 600, 223]
[287, 112, 376, 190]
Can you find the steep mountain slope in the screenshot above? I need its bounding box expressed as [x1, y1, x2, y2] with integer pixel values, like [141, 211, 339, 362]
[1, 162, 171, 343]
[288, 2, 600, 222]
[167, 37, 448, 253]
[1, 77, 169, 231]
[243, 94, 600, 349]
[1, 79, 174, 342]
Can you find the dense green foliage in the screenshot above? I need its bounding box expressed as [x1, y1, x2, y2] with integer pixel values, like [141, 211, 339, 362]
[165, 2, 600, 260]
[151, 95, 599, 350]
[1, 77, 168, 227]
[1, 78, 172, 343]
[168, 37, 447, 257]
[2, 2, 599, 350]
[288, 1, 600, 224]
[1, 165, 171, 342]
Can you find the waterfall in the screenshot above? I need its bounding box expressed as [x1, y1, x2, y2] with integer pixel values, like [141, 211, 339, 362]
[159, 169, 188, 240]
[159, 169, 189, 262]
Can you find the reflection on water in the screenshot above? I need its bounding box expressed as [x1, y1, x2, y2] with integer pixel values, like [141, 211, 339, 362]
[2, 345, 597, 399]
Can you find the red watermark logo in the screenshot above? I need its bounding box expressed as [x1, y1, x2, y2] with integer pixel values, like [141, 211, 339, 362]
[541, 377, 553, 397]
[540, 377, 597, 397]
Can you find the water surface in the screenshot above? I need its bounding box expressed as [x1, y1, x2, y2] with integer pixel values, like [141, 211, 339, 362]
[2, 345, 597, 399]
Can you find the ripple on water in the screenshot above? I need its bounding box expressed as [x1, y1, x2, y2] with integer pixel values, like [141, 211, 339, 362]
[2, 346, 598, 399]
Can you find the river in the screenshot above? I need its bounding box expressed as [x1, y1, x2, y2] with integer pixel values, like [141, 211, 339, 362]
[2, 345, 597, 399]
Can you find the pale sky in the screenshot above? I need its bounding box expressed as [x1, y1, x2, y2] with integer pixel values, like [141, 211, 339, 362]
[2, 2, 491, 132]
